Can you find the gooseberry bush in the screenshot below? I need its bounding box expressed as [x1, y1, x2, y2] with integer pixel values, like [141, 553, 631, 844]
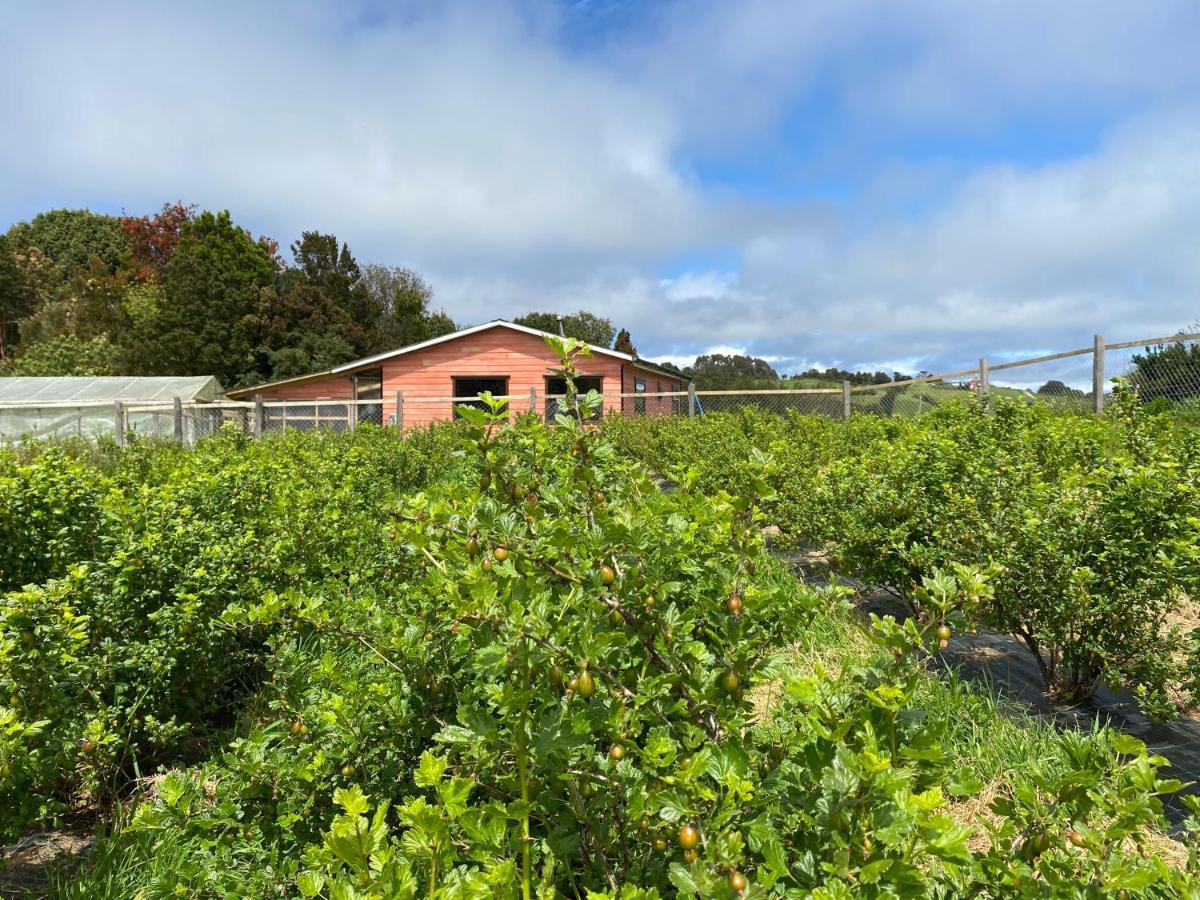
[607, 393, 1200, 717]
[4, 344, 1199, 897]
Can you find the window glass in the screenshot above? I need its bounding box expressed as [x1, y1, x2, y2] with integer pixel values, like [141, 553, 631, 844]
[453, 377, 509, 418]
[634, 378, 646, 416]
[545, 376, 602, 421]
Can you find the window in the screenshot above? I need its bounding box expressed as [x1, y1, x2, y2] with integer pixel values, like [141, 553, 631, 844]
[634, 378, 646, 416]
[453, 377, 509, 418]
[545, 376, 603, 421]
[353, 368, 383, 426]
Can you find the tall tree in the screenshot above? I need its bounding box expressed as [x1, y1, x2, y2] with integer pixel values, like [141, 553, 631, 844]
[613, 328, 637, 356]
[6, 209, 129, 275]
[1130, 334, 1200, 402]
[361, 264, 456, 349]
[685, 353, 779, 389]
[10, 334, 120, 376]
[0, 235, 37, 364]
[140, 210, 276, 384]
[120, 202, 195, 282]
[513, 310, 615, 346]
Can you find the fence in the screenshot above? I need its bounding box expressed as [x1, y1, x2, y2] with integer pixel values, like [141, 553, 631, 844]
[1, 331, 1198, 445]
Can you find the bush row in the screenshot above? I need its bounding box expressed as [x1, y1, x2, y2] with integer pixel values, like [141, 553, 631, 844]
[1, 425, 461, 837]
[3, 348, 1199, 896]
[604, 393, 1200, 718]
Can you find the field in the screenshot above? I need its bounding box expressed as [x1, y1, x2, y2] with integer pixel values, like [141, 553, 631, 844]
[3, 341, 1200, 897]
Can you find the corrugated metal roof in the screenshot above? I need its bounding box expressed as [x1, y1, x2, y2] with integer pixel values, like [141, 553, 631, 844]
[0, 376, 223, 404]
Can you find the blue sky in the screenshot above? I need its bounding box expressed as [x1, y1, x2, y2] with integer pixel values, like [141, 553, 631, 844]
[2, 0, 1199, 375]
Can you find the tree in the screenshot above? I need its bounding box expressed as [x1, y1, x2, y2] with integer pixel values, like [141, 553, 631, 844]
[140, 210, 276, 385]
[1130, 335, 1200, 402]
[613, 328, 637, 356]
[120, 202, 195, 282]
[10, 334, 121, 376]
[6, 209, 129, 275]
[360, 264, 456, 350]
[685, 353, 779, 389]
[0, 235, 37, 364]
[512, 310, 615, 346]
[1036, 379, 1085, 399]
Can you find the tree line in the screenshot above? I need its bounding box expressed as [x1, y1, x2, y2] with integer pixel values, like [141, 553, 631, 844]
[0, 205, 649, 390]
[0, 205, 456, 388]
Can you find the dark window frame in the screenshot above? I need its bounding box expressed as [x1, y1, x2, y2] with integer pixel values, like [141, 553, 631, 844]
[544, 374, 604, 421]
[452, 375, 510, 419]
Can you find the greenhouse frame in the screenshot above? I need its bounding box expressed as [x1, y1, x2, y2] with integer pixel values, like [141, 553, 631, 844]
[0, 376, 224, 443]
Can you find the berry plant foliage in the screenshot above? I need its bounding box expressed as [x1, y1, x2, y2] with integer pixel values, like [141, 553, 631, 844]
[0, 343, 1198, 896]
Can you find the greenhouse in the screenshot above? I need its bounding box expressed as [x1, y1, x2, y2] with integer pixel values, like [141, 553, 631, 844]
[0, 376, 224, 443]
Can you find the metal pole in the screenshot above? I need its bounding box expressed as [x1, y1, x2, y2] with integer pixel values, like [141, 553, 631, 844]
[1093, 334, 1105, 415]
[395, 391, 404, 429]
[253, 395, 264, 440]
[688, 382, 697, 417]
[841, 380, 851, 420]
[173, 396, 183, 443]
[114, 400, 126, 447]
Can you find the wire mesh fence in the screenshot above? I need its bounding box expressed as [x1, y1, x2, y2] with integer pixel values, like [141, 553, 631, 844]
[3, 331, 1200, 444]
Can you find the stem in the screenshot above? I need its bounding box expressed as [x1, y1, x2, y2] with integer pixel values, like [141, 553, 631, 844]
[516, 661, 533, 900]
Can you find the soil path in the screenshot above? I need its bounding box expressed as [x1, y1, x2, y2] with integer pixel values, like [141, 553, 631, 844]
[779, 542, 1200, 831]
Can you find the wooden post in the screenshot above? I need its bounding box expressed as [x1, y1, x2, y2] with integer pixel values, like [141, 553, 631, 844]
[688, 382, 697, 417]
[114, 400, 126, 447]
[841, 380, 851, 420]
[253, 395, 264, 439]
[1092, 334, 1105, 415]
[529, 385, 538, 420]
[978, 359, 990, 397]
[395, 391, 404, 429]
[173, 396, 183, 443]
[348, 399, 358, 432]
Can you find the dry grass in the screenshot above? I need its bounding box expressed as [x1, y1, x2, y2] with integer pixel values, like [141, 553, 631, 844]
[944, 777, 1190, 865]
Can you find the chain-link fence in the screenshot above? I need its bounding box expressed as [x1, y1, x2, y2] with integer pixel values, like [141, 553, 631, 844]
[3, 332, 1199, 444]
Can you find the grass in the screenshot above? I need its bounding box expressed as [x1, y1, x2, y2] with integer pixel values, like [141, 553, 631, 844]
[45, 829, 189, 899]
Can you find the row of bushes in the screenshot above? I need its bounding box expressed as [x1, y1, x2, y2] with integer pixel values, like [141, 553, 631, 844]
[48, 345, 1200, 895]
[605, 390, 1200, 719]
[3, 344, 1198, 896]
[1, 425, 462, 837]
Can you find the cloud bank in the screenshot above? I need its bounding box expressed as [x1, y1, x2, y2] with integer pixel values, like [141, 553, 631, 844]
[2, 0, 1199, 374]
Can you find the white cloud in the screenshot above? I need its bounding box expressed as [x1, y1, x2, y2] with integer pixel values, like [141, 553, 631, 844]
[2, 1, 1200, 375]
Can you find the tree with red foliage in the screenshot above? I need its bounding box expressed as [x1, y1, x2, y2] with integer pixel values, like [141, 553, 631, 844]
[120, 202, 195, 282]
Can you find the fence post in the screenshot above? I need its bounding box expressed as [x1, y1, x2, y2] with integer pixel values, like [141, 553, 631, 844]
[348, 399, 358, 432]
[688, 382, 697, 417]
[173, 396, 183, 443]
[978, 358, 989, 398]
[395, 391, 404, 429]
[841, 381, 851, 420]
[253, 395, 264, 440]
[529, 385, 538, 420]
[1092, 334, 1105, 415]
[114, 400, 126, 447]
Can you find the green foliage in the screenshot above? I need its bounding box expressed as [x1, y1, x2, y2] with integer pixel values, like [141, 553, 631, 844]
[605, 400, 1200, 717]
[685, 353, 780, 389]
[0, 233, 38, 362]
[1131, 337, 1200, 403]
[513, 310, 616, 346]
[0, 447, 111, 592]
[139, 210, 277, 384]
[5, 209, 129, 276]
[9, 333, 122, 376]
[0, 425, 461, 840]
[4, 363, 1198, 897]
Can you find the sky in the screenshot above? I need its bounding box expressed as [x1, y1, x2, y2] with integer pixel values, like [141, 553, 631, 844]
[2, 0, 1199, 376]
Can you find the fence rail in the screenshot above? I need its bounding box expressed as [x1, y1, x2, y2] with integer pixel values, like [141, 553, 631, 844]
[2, 331, 1199, 444]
